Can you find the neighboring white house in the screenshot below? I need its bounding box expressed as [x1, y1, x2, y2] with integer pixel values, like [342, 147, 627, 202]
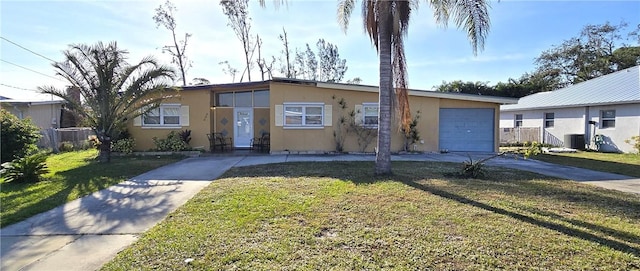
[0, 91, 65, 130]
[500, 65, 640, 153]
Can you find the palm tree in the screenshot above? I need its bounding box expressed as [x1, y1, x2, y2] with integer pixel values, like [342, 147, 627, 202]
[338, 0, 491, 175]
[40, 41, 176, 162]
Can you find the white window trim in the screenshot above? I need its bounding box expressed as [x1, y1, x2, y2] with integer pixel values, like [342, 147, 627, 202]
[283, 102, 324, 128]
[362, 102, 379, 129]
[601, 110, 616, 129]
[143, 104, 181, 127]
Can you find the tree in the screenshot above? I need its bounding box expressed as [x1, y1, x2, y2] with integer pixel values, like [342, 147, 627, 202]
[535, 21, 639, 87]
[219, 60, 239, 82]
[191, 77, 211, 85]
[346, 77, 362, 84]
[255, 34, 276, 80]
[153, 0, 191, 86]
[294, 44, 318, 80]
[435, 80, 495, 96]
[284, 38, 349, 82]
[612, 46, 640, 69]
[434, 69, 561, 99]
[221, 0, 255, 82]
[40, 42, 176, 162]
[316, 39, 348, 82]
[0, 108, 41, 163]
[338, 0, 491, 175]
[278, 27, 295, 78]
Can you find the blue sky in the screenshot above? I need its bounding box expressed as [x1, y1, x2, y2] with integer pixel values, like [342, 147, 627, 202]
[1, 0, 639, 99]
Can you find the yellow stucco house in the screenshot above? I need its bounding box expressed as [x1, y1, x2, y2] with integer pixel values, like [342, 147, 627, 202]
[128, 78, 517, 153]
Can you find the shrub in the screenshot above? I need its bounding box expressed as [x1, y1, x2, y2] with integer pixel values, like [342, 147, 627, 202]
[1, 152, 49, 183]
[625, 136, 640, 154]
[460, 155, 488, 178]
[0, 108, 41, 162]
[112, 138, 136, 154]
[58, 141, 75, 152]
[79, 140, 94, 150]
[179, 129, 192, 145]
[458, 142, 542, 179]
[153, 131, 191, 152]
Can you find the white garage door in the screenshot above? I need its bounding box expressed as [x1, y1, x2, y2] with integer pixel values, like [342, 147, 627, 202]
[439, 108, 495, 152]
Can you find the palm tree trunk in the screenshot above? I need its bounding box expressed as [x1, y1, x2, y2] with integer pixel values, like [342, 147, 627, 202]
[375, 2, 393, 175]
[98, 133, 112, 163]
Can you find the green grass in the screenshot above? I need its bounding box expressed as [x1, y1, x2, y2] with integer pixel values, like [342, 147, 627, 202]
[103, 162, 640, 270]
[0, 150, 183, 227]
[535, 152, 640, 177]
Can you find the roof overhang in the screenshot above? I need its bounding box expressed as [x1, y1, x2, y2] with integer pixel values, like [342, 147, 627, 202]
[179, 77, 518, 105]
[314, 81, 518, 105]
[500, 100, 640, 112]
[0, 99, 65, 106]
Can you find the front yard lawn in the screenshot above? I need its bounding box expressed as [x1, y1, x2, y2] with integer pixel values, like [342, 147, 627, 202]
[0, 150, 183, 227]
[103, 161, 640, 270]
[535, 152, 640, 177]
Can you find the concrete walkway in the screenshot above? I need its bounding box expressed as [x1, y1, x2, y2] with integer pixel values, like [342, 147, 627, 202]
[1, 153, 638, 270]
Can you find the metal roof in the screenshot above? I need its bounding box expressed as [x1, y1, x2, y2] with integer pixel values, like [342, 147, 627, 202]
[501, 65, 640, 111]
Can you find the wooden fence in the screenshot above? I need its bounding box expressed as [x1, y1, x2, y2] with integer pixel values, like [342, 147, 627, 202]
[39, 127, 95, 152]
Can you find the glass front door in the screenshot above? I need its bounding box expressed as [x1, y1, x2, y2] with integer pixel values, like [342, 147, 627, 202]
[234, 108, 253, 148]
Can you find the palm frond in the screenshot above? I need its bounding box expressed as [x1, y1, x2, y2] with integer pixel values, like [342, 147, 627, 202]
[40, 41, 176, 140]
[393, 37, 412, 133]
[362, 0, 379, 49]
[337, 0, 356, 33]
[447, 0, 491, 55]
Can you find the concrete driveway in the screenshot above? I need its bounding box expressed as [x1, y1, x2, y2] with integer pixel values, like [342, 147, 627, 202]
[1, 153, 638, 270]
[1, 156, 244, 271]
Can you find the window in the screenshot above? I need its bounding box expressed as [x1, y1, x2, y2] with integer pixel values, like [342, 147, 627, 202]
[253, 90, 269, 107]
[363, 103, 379, 127]
[601, 110, 615, 128]
[284, 104, 323, 127]
[234, 91, 252, 107]
[514, 114, 523, 127]
[544, 112, 554, 128]
[215, 90, 269, 107]
[143, 104, 181, 126]
[216, 92, 233, 107]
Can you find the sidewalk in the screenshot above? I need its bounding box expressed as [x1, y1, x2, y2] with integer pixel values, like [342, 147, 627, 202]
[1, 153, 638, 270]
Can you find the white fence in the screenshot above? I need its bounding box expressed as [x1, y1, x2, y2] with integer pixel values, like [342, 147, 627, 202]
[39, 127, 95, 152]
[499, 127, 540, 145]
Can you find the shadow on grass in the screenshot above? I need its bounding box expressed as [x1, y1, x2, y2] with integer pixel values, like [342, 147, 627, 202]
[226, 161, 640, 257]
[535, 154, 640, 178]
[400, 179, 640, 258]
[1, 155, 181, 228]
[516, 204, 640, 246]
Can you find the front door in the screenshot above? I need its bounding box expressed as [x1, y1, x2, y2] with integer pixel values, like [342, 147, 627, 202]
[234, 108, 253, 148]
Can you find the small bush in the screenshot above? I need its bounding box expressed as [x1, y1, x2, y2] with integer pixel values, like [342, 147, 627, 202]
[58, 141, 75, 152]
[153, 131, 191, 152]
[460, 156, 487, 178]
[625, 136, 640, 154]
[79, 140, 94, 150]
[0, 108, 41, 162]
[112, 138, 136, 154]
[1, 152, 49, 183]
[458, 142, 542, 179]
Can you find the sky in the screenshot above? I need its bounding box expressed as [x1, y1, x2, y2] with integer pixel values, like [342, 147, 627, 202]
[1, 0, 639, 100]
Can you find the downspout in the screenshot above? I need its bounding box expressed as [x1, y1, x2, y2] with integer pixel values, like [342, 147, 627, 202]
[584, 106, 589, 145]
